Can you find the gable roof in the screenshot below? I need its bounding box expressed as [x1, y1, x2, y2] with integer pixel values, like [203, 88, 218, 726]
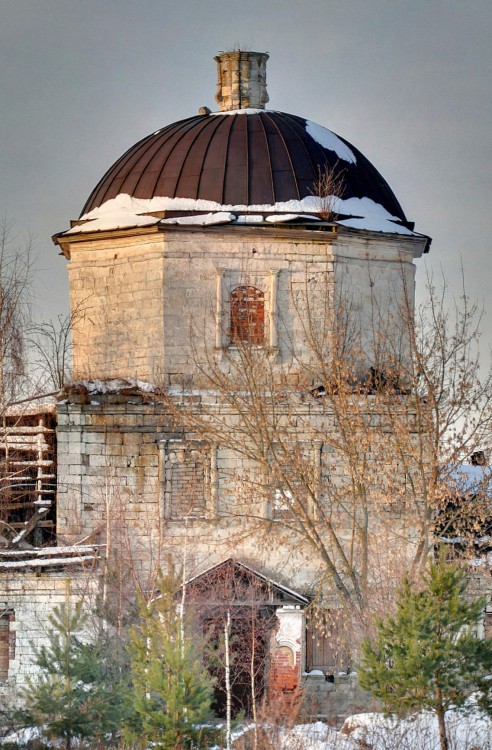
[183, 558, 309, 606]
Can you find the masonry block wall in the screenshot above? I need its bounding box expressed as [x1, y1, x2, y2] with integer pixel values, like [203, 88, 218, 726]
[56, 390, 423, 593]
[65, 225, 424, 387]
[68, 233, 165, 380]
[48, 220, 429, 719]
[0, 572, 91, 701]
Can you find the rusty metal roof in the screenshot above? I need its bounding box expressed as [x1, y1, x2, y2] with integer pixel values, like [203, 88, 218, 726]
[82, 111, 407, 222]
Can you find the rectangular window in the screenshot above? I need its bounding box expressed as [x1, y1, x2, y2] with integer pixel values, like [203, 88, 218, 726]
[0, 611, 14, 681]
[229, 286, 265, 345]
[216, 271, 279, 350]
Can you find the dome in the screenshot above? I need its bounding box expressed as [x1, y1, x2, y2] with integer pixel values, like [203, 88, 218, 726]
[73, 51, 418, 237]
[81, 111, 407, 223]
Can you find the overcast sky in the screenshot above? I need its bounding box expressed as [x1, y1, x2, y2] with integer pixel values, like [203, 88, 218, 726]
[1, 0, 491, 349]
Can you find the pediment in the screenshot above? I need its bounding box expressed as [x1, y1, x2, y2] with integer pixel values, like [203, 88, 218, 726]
[183, 558, 309, 607]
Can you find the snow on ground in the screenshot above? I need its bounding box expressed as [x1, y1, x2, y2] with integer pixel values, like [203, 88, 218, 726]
[279, 709, 492, 750]
[5, 710, 491, 749]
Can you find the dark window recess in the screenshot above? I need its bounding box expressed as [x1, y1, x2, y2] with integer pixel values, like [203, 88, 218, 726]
[230, 286, 265, 345]
[0, 411, 56, 546]
[0, 611, 14, 680]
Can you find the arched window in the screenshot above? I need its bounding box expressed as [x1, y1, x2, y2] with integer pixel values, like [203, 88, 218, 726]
[229, 286, 265, 345]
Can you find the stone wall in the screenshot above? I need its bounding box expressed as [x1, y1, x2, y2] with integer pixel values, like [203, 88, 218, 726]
[66, 225, 423, 387]
[301, 671, 377, 723]
[0, 571, 92, 702]
[56, 389, 423, 595]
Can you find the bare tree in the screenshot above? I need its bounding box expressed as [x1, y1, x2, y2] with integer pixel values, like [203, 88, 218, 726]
[153, 268, 492, 648]
[309, 162, 346, 221]
[29, 312, 73, 392]
[0, 218, 33, 407]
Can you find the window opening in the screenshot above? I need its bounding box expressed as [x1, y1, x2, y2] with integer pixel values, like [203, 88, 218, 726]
[0, 611, 14, 681]
[0, 411, 56, 547]
[230, 286, 265, 345]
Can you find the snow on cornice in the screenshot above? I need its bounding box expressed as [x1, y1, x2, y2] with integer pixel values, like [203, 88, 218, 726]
[210, 108, 267, 116]
[161, 211, 235, 226]
[73, 378, 157, 395]
[65, 193, 416, 237]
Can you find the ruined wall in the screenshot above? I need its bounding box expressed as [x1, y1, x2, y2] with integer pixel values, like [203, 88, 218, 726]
[270, 606, 305, 706]
[0, 571, 93, 701]
[56, 391, 423, 593]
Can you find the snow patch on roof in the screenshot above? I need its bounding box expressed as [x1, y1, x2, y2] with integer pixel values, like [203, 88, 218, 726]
[265, 213, 320, 223]
[75, 378, 157, 395]
[66, 194, 161, 234]
[336, 196, 414, 235]
[66, 193, 415, 237]
[160, 211, 235, 226]
[210, 108, 268, 116]
[338, 217, 413, 235]
[305, 120, 357, 164]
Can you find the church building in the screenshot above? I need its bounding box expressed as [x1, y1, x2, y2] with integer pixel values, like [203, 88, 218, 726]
[0, 51, 432, 715]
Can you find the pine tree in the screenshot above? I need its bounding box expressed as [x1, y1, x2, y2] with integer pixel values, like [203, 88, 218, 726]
[125, 569, 218, 750]
[358, 555, 492, 750]
[18, 599, 127, 750]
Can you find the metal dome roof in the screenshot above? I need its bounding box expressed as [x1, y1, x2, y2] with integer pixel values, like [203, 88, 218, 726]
[81, 110, 407, 223]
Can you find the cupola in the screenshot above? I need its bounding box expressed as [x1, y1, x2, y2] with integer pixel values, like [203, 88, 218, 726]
[61, 50, 428, 242]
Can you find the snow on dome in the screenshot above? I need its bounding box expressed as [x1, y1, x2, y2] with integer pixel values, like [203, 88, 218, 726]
[305, 120, 357, 164]
[79, 111, 409, 230]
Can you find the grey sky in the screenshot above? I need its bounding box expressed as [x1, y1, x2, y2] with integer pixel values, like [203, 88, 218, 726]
[1, 0, 491, 348]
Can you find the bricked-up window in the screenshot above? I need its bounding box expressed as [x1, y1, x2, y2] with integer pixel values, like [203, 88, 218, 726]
[163, 441, 210, 519]
[230, 286, 265, 345]
[0, 611, 14, 681]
